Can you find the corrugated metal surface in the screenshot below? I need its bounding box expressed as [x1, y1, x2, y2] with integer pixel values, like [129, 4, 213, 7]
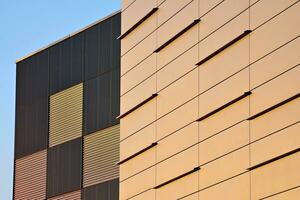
[83, 124, 120, 187]
[82, 178, 119, 200]
[49, 83, 83, 147]
[14, 150, 47, 200]
[47, 138, 82, 198]
[15, 50, 49, 159]
[84, 69, 120, 135]
[48, 190, 81, 200]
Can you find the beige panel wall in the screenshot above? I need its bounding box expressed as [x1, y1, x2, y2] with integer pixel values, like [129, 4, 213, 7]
[120, 0, 300, 199]
[49, 83, 83, 147]
[14, 150, 46, 200]
[83, 124, 120, 187]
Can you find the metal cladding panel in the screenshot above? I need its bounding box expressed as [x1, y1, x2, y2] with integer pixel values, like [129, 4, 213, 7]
[49, 33, 84, 95]
[14, 150, 47, 200]
[47, 190, 81, 200]
[84, 13, 121, 80]
[47, 138, 82, 198]
[83, 69, 120, 135]
[49, 83, 83, 147]
[15, 50, 49, 159]
[83, 124, 120, 187]
[82, 178, 119, 200]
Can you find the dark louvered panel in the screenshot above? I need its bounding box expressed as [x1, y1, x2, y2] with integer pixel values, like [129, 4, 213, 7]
[46, 138, 82, 198]
[82, 179, 119, 200]
[49, 33, 84, 95]
[47, 190, 81, 200]
[84, 13, 121, 80]
[15, 50, 49, 159]
[83, 68, 120, 135]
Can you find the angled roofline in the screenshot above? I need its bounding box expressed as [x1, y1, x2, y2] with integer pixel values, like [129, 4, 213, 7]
[15, 10, 121, 63]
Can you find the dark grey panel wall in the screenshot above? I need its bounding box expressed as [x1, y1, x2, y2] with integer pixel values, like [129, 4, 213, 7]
[84, 14, 121, 80]
[84, 68, 120, 135]
[49, 33, 84, 95]
[82, 179, 119, 200]
[46, 138, 82, 198]
[15, 50, 49, 159]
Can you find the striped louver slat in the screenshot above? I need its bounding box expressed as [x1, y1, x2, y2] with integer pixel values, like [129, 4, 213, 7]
[14, 150, 47, 200]
[49, 83, 83, 147]
[47, 190, 81, 200]
[83, 124, 120, 187]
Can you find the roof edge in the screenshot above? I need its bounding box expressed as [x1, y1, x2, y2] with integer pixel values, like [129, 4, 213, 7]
[15, 10, 121, 63]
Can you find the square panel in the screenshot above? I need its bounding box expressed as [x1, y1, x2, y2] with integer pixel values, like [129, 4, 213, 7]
[82, 179, 119, 200]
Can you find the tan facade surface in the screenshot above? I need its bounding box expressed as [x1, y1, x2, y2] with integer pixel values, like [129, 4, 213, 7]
[120, 0, 300, 199]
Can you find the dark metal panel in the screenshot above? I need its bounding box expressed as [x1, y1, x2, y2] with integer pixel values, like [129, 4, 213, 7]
[82, 178, 119, 200]
[83, 69, 120, 135]
[49, 33, 84, 95]
[15, 49, 49, 159]
[46, 138, 82, 198]
[84, 13, 121, 80]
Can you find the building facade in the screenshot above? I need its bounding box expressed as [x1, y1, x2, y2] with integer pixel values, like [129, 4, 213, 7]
[119, 0, 300, 199]
[14, 12, 121, 200]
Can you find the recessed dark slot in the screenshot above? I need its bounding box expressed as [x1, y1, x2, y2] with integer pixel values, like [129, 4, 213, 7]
[154, 167, 200, 189]
[247, 147, 300, 171]
[154, 19, 201, 53]
[117, 93, 158, 119]
[118, 8, 159, 40]
[248, 93, 300, 120]
[196, 30, 252, 66]
[196, 91, 251, 122]
[117, 142, 158, 165]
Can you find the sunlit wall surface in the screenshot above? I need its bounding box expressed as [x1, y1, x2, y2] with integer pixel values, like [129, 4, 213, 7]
[13, 12, 121, 200]
[119, 0, 300, 199]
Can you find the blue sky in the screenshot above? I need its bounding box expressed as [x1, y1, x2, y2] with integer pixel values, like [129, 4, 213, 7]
[0, 0, 120, 199]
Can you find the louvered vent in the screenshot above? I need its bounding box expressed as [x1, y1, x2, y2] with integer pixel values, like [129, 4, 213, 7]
[49, 83, 83, 147]
[14, 150, 46, 200]
[83, 124, 120, 187]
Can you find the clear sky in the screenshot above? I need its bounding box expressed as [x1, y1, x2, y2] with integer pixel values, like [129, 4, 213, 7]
[0, 0, 120, 199]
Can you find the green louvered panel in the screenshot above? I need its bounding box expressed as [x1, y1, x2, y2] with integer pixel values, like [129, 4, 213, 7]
[83, 124, 120, 187]
[49, 83, 83, 147]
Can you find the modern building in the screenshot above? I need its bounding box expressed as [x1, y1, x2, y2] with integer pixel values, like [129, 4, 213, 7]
[119, 0, 300, 199]
[14, 11, 120, 200]
[14, 0, 300, 200]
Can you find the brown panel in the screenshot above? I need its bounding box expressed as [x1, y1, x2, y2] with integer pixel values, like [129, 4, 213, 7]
[198, 173, 250, 200]
[157, 146, 198, 186]
[83, 124, 120, 187]
[262, 187, 300, 200]
[157, 0, 198, 49]
[250, 36, 300, 89]
[121, 49, 156, 96]
[120, 167, 155, 200]
[250, 0, 299, 29]
[121, 0, 157, 34]
[251, 152, 300, 200]
[199, 34, 249, 93]
[250, 67, 299, 115]
[199, 0, 249, 41]
[251, 122, 300, 167]
[199, 146, 249, 190]
[14, 150, 46, 200]
[157, 23, 198, 70]
[156, 172, 198, 200]
[157, 69, 198, 117]
[199, 120, 249, 164]
[157, 122, 198, 162]
[157, 45, 198, 91]
[49, 83, 83, 147]
[157, 98, 198, 140]
[199, 96, 249, 141]
[47, 190, 81, 200]
[121, 74, 156, 114]
[250, 98, 300, 142]
[121, 32, 156, 76]
[120, 98, 156, 140]
[250, 2, 300, 62]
